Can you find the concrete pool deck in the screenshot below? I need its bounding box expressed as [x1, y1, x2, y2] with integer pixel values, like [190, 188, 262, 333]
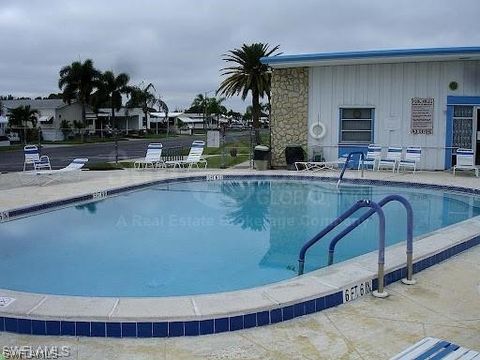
[1, 168, 479, 358]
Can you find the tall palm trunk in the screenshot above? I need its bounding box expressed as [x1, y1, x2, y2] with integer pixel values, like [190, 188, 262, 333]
[252, 88, 261, 144]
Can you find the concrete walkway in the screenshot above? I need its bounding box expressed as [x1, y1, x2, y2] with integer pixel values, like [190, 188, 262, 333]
[1, 245, 478, 359]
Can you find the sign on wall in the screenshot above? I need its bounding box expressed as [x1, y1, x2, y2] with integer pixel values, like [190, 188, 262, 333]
[411, 97, 434, 135]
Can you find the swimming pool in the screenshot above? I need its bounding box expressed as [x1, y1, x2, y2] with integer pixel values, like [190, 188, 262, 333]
[1, 178, 480, 297]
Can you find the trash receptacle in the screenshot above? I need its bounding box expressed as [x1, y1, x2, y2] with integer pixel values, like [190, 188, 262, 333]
[285, 145, 305, 170]
[254, 145, 270, 170]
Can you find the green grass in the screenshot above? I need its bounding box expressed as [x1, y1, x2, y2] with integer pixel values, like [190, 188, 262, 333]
[142, 133, 179, 139]
[0, 144, 24, 152]
[205, 154, 249, 168]
[85, 162, 134, 171]
[203, 131, 270, 157]
[42, 137, 130, 145]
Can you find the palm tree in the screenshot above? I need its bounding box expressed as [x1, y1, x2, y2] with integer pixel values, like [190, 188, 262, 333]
[157, 98, 169, 136]
[58, 59, 101, 142]
[190, 93, 207, 113]
[206, 97, 227, 128]
[207, 97, 226, 116]
[217, 43, 280, 143]
[97, 71, 131, 129]
[126, 83, 168, 135]
[189, 94, 226, 128]
[126, 83, 156, 123]
[7, 105, 38, 144]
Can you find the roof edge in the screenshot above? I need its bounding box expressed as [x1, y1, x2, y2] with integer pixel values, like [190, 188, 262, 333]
[260, 46, 480, 65]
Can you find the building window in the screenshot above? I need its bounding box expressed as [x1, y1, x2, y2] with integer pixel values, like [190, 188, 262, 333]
[452, 105, 473, 149]
[339, 108, 374, 143]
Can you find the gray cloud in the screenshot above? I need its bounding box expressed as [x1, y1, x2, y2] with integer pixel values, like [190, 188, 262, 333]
[1, 0, 479, 112]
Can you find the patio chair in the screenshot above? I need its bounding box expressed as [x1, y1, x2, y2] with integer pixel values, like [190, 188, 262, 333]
[453, 148, 479, 177]
[398, 146, 422, 173]
[33, 158, 88, 185]
[23, 145, 51, 171]
[391, 336, 479, 359]
[363, 144, 382, 170]
[165, 140, 207, 169]
[377, 146, 402, 172]
[133, 143, 165, 169]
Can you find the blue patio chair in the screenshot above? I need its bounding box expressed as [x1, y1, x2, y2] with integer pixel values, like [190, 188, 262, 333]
[23, 145, 51, 171]
[363, 144, 382, 170]
[165, 140, 207, 169]
[134, 143, 165, 169]
[391, 337, 479, 359]
[398, 147, 422, 173]
[453, 148, 479, 177]
[377, 146, 402, 172]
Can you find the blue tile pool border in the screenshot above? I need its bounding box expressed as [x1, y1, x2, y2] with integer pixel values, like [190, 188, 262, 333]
[3, 173, 480, 223]
[1, 173, 480, 337]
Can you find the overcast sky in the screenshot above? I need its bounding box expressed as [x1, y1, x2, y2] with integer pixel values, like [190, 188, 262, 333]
[1, 0, 479, 112]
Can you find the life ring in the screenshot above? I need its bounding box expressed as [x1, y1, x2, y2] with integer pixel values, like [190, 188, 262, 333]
[309, 122, 326, 139]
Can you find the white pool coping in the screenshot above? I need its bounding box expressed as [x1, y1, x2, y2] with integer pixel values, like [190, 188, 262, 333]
[1, 171, 480, 326]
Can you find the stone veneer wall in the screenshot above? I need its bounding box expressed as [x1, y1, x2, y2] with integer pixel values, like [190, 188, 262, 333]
[270, 67, 309, 167]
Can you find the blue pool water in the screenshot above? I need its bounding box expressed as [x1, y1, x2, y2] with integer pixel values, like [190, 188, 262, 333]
[1, 179, 479, 297]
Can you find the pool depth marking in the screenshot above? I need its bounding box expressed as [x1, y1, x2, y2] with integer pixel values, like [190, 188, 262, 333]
[0, 297, 15, 307]
[0, 211, 9, 222]
[343, 280, 372, 303]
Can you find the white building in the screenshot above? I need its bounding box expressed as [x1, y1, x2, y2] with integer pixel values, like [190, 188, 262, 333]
[262, 47, 480, 170]
[150, 112, 209, 134]
[0, 115, 7, 136]
[97, 107, 147, 133]
[2, 99, 97, 141]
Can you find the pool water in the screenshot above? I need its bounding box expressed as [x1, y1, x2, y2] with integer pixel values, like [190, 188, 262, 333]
[1, 179, 479, 297]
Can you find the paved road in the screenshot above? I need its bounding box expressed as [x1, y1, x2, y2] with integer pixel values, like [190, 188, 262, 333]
[0, 131, 254, 172]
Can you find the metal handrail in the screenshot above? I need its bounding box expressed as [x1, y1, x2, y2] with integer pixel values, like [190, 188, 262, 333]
[297, 199, 389, 297]
[327, 194, 415, 285]
[336, 151, 365, 187]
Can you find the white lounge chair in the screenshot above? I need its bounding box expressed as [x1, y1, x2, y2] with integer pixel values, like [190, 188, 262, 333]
[33, 158, 88, 185]
[391, 336, 479, 359]
[398, 147, 422, 173]
[377, 146, 402, 172]
[23, 145, 51, 171]
[295, 159, 340, 171]
[165, 140, 207, 169]
[134, 143, 165, 169]
[363, 144, 382, 170]
[453, 148, 479, 176]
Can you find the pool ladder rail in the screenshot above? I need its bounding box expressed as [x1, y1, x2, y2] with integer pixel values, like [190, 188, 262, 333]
[297, 195, 416, 298]
[337, 151, 365, 188]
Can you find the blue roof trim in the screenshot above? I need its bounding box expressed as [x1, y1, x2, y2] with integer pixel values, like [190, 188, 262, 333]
[261, 46, 480, 64]
[447, 95, 480, 105]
